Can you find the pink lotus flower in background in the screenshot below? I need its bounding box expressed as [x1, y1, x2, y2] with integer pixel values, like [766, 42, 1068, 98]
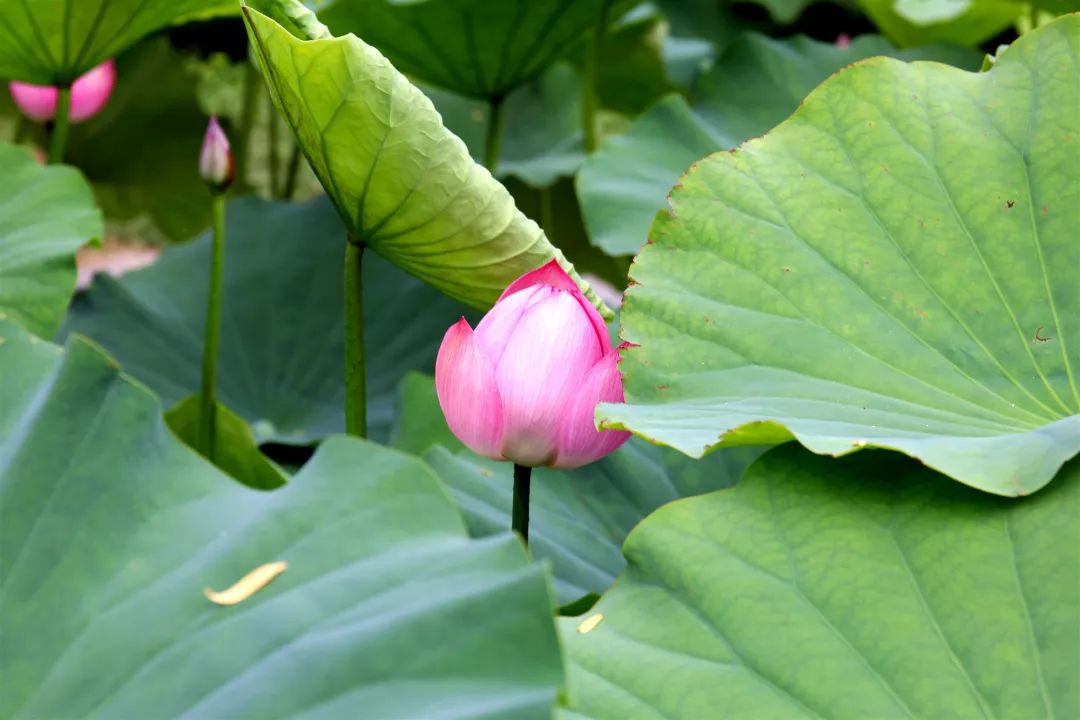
[9, 60, 116, 123]
[199, 116, 234, 191]
[436, 261, 630, 469]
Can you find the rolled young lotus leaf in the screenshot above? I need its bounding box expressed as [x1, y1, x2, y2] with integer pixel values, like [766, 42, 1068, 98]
[242, 0, 612, 319]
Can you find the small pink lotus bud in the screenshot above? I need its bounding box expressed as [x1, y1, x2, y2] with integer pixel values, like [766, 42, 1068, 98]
[9, 60, 116, 123]
[199, 116, 233, 192]
[436, 260, 630, 469]
[835, 33, 852, 49]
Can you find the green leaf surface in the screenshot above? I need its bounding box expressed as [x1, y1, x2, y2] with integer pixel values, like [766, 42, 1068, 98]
[0, 0, 235, 84]
[600, 18, 1080, 495]
[0, 142, 102, 338]
[243, 0, 610, 318]
[315, 0, 609, 99]
[165, 394, 287, 490]
[560, 446, 1079, 719]
[392, 373, 762, 605]
[64, 196, 474, 444]
[577, 33, 981, 256]
[0, 316, 564, 719]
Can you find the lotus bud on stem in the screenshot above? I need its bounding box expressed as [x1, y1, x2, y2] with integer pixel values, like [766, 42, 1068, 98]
[435, 261, 631, 546]
[9, 59, 116, 163]
[196, 116, 234, 460]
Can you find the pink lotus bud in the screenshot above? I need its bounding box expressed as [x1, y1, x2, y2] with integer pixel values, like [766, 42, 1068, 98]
[199, 116, 233, 191]
[835, 33, 852, 49]
[9, 60, 116, 123]
[436, 260, 630, 469]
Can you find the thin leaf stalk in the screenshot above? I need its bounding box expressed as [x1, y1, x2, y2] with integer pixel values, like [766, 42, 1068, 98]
[197, 193, 228, 459]
[484, 94, 505, 173]
[344, 237, 367, 437]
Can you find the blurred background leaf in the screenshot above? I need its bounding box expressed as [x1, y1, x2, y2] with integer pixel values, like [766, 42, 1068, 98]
[64, 196, 475, 446]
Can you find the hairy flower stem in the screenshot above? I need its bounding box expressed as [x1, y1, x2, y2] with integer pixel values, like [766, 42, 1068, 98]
[47, 85, 71, 164]
[512, 464, 532, 546]
[344, 238, 367, 437]
[484, 94, 505, 173]
[197, 193, 227, 459]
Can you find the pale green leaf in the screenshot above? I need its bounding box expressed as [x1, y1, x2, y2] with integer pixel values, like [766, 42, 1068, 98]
[242, 0, 610, 317]
[600, 17, 1080, 495]
[561, 446, 1079, 719]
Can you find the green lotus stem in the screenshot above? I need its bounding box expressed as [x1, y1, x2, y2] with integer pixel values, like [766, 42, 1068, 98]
[233, 62, 259, 191]
[512, 464, 532, 546]
[344, 238, 367, 437]
[484, 95, 505, 172]
[539, 185, 554, 239]
[268, 104, 280, 195]
[281, 143, 302, 199]
[581, 0, 609, 154]
[198, 193, 227, 460]
[47, 85, 71, 164]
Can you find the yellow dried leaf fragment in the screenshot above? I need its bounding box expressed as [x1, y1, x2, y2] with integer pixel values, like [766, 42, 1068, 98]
[576, 613, 604, 634]
[204, 560, 288, 606]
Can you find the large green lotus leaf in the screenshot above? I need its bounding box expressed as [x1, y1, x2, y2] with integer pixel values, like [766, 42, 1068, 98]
[391, 372, 762, 605]
[64, 196, 473, 444]
[0, 318, 563, 719]
[858, 0, 1020, 47]
[242, 0, 609, 319]
[577, 33, 981, 256]
[65, 39, 211, 243]
[560, 446, 1079, 719]
[600, 17, 1080, 495]
[0, 143, 102, 338]
[0, 0, 235, 84]
[315, 0, 609, 100]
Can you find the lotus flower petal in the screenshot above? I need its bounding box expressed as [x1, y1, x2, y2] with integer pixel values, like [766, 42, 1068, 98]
[554, 344, 631, 468]
[435, 318, 505, 459]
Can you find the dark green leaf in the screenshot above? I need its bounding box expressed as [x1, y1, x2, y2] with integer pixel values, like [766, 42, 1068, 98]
[316, 0, 610, 99]
[64, 196, 474, 444]
[0, 0, 235, 83]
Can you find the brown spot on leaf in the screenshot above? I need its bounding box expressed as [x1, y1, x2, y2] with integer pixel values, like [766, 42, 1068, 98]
[1006, 200, 1015, 209]
[655, 384, 670, 392]
[914, 308, 928, 319]
[1034, 326, 1053, 343]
